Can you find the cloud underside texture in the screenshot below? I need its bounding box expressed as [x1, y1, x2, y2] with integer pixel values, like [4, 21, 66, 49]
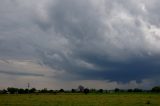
[0, 0, 160, 87]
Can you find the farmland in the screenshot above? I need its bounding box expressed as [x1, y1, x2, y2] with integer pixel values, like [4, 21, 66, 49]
[0, 93, 159, 106]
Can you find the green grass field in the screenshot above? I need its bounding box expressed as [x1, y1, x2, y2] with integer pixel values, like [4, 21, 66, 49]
[0, 93, 159, 106]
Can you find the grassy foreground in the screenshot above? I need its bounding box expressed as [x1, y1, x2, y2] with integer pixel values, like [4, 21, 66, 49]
[0, 93, 159, 106]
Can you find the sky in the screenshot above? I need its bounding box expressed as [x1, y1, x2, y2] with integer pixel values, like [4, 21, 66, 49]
[0, 0, 160, 90]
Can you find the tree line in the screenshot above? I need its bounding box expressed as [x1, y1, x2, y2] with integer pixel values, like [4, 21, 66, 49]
[0, 85, 160, 94]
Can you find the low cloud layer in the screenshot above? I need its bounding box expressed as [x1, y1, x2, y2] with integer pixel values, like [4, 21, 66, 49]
[0, 0, 160, 89]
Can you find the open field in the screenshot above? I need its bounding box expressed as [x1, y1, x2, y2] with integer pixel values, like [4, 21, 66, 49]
[0, 93, 159, 106]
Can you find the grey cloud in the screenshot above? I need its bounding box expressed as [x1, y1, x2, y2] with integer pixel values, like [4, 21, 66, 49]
[40, 0, 160, 82]
[0, 70, 44, 77]
[0, 0, 160, 88]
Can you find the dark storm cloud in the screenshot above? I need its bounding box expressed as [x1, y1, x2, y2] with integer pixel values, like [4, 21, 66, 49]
[0, 0, 160, 87]
[73, 56, 160, 82]
[43, 50, 160, 82]
[34, 0, 160, 83]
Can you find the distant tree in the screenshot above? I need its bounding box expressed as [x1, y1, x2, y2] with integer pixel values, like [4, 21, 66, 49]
[114, 88, 120, 92]
[71, 89, 76, 93]
[30, 88, 36, 93]
[18, 88, 25, 94]
[1, 89, 7, 94]
[84, 88, 89, 94]
[7, 87, 18, 94]
[48, 90, 54, 93]
[59, 89, 64, 93]
[128, 89, 133, 92]
[78, 85, 84, 92]
[24, 89, 29, 94]
[41, 88, 48, 93]
[98, 89, 103, 93]
[0, 89, 7, 94]
[133, 88, 142, 92]
[151, 86, 160, 92]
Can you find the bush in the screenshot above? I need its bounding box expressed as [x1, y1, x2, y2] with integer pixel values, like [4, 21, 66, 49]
[152, 86, 160, 92]
[84, 88, 89, 94]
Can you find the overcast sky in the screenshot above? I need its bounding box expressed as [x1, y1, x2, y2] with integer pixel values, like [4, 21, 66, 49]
[0, 0, 160, 90]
